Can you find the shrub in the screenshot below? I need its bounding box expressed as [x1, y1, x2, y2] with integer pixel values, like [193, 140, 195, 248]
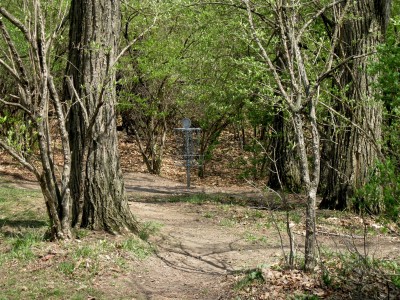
[354, 159, 400, 223]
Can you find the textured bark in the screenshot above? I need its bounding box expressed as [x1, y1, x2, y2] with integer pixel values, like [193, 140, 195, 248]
[268, 106, 302, 192]
[66, 0, 137, 233]
[320, 0, 391, 209]
[0, 2, 72, 239]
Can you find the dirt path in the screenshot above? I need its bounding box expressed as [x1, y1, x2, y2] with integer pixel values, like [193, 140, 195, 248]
[126, 201, 279, 300]
[123, 172, 280, 299]
[123, 172, 260, 199]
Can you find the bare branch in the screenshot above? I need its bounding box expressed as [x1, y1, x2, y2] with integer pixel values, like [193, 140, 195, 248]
[65, 76, 89, 127]
[114, 16, 157, 64]
[319, 100, 384, 160]
[45, 4, 69, 50]
[0, 7, 32, 45]
[0, 138, 40, 179]
[0, 57, 22, 84]
[0, 97, 32, 116]
[48, 75, 71, 202]
[317, 52, 374, 84]
[185, 1, 274, 26]
[323, 0, 350, 75]
[243, 0, 300, 112]
[296, 0, 345, 42]
[36, 1, 47, 70]
[0, 19, 30, 87]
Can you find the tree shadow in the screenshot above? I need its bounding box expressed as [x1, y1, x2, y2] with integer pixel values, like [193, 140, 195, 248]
[129, 191, 305, 211]
[152, 233, 281, 276]
[0, 170, 37, 183]
[0, 218, 48, 237]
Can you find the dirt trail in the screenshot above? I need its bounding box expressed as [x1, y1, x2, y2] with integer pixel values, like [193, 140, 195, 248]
[126, 201, 278, 300]
[124, 173, 280, 299]
[123, 172, 260, 199]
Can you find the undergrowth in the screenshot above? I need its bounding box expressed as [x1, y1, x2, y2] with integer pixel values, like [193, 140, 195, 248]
[0, 183, 155, 299]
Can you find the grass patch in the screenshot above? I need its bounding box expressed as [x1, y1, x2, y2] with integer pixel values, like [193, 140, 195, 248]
[0, 268, 105, 300]
[0, 184, 48, 266]
[219, 217, 236, 227]
[139, 221, 163, 241]
[119, 237, 153, 259]
[0, 184, 45, 220]
[290, 294, 320, 300]
[0, 182, 155, 299]
[235, 268, 265, 290]
[164, 193, 220, 204]
[6, 230, 45, 260]
[58, 261, 75, 276]
[243, 231, 267, 244]
[319, 250, 400, 298]
[203, 211, 216, 218]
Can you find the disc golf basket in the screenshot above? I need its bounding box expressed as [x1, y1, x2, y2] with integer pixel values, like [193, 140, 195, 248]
[174, 118, 203, 189]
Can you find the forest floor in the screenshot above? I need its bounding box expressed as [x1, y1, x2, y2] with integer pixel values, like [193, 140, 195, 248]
[123, 172, 278, 299]
[1, 130, 400, 299]
[123, 172, 400, 299]
[1, 164, 400, 299]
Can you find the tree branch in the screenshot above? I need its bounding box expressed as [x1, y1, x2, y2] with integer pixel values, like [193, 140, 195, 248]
[319, 100, 384, 161]
[186, 1, 274, 27]
[0, 138, 40, 179]
[114, 15, 157, 64]
[243, 0, 299, 112]
[0, 7, 32, 46]
[0, 57, 23, 85]
[65, 76, 89, 127]
[0, 19, 30, 87]
[297, 0, 346, 42]
[0, 98, 32, 116]
[317, 52, 374, 84]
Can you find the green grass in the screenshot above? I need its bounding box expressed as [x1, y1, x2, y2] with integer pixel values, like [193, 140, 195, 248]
[0, 184, 48, 265]
[58, 261, 75, 275]
[119, 237, 153, 259]
[243, 231, 268, 244]
[319, 250, 400, 297]
[139, 221, 163, 241]
[220, 217, 236, 227]
[0, 182, 155, 299]
[234, 268, 265, 290]
[0, 269, 105, 300]
[203, 211, 216, 218]
[7, 230, 45, 260]
[0, 184, 44, 219]
[291, 294, 320, 300]
[164, 193, 219, 204]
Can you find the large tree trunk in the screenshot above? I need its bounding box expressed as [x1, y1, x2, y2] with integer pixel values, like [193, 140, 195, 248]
[268, 108, 302, 192]
[268, 49, 302, 192]
[66, 0, 137, 233]
[320, 0, 390, 209]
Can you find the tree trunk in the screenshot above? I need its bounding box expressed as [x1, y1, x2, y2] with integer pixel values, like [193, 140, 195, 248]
[320, 0, 390, 209]
[268, 48, 302, 192]
[268, 110, 302, 192]
[66, 0, 137, 233]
